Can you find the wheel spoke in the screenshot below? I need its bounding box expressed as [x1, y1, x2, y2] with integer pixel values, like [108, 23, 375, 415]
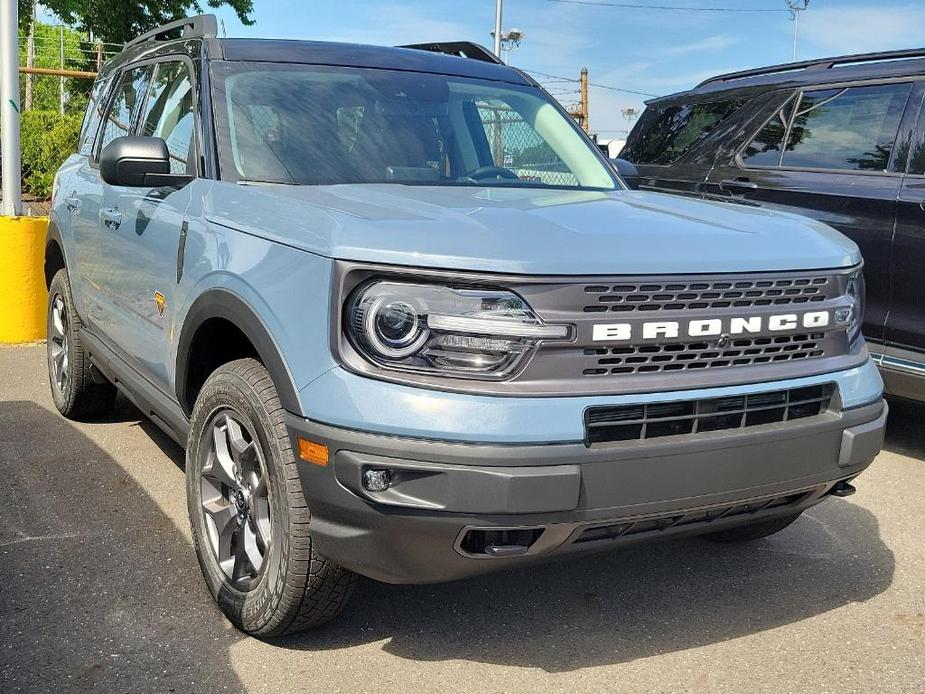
[231, 530, 250, 584]
[243, 522, 264, 572]
[224, 417, 250, 463]
[52, 299, 65, 337]
[203, 497, 237, 539]
[205, 423, 237, 489]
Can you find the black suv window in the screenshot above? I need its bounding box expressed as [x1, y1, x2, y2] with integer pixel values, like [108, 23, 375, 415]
[743, 83, 912, 172]
[621, 98, 747, 165]
[139, 61, 196, 174]
[97, 66, 152, 157]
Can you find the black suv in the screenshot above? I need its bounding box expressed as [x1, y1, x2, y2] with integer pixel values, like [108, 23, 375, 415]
[619, 48, 925, 402]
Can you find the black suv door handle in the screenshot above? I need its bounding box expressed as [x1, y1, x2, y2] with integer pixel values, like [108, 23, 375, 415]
[100, 207, 122, 230]
[719, 178, 758, 195]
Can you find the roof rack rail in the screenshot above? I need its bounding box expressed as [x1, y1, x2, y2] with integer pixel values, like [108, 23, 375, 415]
[399, 42, 502, 64]
[124, 13, 218, 49]
[697, 46, 925, 88]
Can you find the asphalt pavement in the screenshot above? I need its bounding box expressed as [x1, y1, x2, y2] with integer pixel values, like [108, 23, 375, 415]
[1, 343, 923, 693]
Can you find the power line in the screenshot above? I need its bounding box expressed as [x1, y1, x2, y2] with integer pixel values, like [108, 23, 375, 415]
[543, 0, 788, 11]
[525, 68, 660, 98]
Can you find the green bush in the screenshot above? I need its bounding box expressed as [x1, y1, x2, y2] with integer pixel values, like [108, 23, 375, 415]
[20, 110, 82, 200]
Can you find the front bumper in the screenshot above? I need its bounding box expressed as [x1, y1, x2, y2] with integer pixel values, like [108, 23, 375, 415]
[287, 398, 887, 584]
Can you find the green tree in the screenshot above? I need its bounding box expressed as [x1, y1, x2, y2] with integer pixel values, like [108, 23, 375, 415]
[19, 0, 254, 44]
[19, 21, 86, 113]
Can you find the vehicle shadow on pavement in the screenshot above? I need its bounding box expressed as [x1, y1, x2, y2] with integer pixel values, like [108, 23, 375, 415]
[0, 400, 245, 693]
[883, 396, 925, 460]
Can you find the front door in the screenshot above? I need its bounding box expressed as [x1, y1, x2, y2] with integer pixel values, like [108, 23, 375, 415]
[96, 58, 198, 392]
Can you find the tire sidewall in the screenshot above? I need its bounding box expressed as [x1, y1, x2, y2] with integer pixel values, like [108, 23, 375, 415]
[186, 366, 293, 635]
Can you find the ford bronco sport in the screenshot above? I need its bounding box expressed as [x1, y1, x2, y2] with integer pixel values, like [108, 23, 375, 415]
[47, 15, 887, 636]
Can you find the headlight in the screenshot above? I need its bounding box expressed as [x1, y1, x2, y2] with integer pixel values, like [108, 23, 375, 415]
[844, 270, 865, 343]
[347, 281, 570, 379]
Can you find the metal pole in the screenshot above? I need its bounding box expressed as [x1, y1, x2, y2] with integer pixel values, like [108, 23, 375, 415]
[493, 0, 503, 58]
[1, 0, 23, 216]
[24, 1, 34, 111]
[59, 25, 65, 114]
[792, 10, 799, 61]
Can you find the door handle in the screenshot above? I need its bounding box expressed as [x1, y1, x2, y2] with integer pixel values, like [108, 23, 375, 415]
[64, 196, 80, 213]
[719, 178, 758, 195]
[100, 207, 122, 230]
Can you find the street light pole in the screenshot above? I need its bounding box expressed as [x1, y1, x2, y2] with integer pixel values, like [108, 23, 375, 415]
[787, 0, 809, 62]
[493, 0, 503, 58]
[1, 0, 23, 216]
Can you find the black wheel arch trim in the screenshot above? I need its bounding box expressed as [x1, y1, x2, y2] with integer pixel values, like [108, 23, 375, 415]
[44, 221, 69, 287]
[176, 289, 303, 417]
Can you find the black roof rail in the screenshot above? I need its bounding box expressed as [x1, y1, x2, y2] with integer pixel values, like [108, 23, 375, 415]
[124, 13, 218, 49]
[399, 42, 502, 64]
[696, 46, 925, 88]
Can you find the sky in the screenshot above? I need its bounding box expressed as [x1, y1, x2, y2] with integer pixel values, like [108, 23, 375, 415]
[106, 1, 925, 138]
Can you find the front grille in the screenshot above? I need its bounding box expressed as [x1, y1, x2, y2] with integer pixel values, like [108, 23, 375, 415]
[572, 491, 813, 544]
[582, 275, 832, 313]
[581, 332, 826, 376]
[584, 384, 834, 444]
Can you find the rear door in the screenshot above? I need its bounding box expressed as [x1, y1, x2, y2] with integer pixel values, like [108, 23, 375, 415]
[887, 86, 925, 374]
[705, 81, 917, 345]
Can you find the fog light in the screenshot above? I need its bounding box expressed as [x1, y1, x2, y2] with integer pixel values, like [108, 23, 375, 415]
[362, 469, 392, 492]
[834, 307, 853, 325]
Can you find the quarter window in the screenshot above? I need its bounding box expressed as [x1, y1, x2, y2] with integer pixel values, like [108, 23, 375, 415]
[97, 66, 151, 156]
[139, 61, 196, 174]
[78, 76, 112, 155]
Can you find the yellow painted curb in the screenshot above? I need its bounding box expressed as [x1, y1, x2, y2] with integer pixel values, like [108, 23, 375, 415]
[0, 216, 49, 344]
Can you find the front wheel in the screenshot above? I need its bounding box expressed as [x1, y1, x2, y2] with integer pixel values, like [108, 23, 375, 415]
[186, 358, 357, 636]
[703, 513, 802, 543]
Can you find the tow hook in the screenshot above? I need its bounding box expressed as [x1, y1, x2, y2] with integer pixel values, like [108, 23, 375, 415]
[831, 480, 857, 498]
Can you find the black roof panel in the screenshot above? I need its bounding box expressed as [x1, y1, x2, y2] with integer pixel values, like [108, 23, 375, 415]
[217, 38, 531, 84]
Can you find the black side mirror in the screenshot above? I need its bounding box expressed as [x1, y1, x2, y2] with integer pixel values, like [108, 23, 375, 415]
[99, 136, 191, 188]
[612, 158, 640, 190]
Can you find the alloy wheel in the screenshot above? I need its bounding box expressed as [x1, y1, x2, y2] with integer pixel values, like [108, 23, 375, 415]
[200, 410, 272, 589]
[49, 294, 70, 394]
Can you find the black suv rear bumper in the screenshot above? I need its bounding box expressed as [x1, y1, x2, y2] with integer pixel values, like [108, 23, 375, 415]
[286, 399, 886, 584]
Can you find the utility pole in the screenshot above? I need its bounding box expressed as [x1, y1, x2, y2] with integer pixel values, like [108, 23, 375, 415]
[787, 0, 809, 62]
[1, 0, 23, 215]
[24, 0, 34, 111]
[493, 0, 503, 58]
[580, 67, 589, 133]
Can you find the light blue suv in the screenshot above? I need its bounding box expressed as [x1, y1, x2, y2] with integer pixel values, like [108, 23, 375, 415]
[46, 15, 887, 636]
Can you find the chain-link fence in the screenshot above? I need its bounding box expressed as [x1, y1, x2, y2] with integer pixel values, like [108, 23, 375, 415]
[0, 24, 121, 215]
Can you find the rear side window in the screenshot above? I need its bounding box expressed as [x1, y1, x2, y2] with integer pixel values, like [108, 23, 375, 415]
[622, 98, 747, 165]
[97, 66, 151, 157]
[743, 83, 912, 171]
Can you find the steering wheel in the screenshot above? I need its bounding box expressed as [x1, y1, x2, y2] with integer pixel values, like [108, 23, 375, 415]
[461, 165, 519, 182]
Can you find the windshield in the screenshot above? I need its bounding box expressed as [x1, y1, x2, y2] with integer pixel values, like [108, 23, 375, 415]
[211, 62, 617, 190]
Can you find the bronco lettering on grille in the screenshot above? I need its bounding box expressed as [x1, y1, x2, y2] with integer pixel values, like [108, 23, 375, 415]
[592, 310, 832, 342]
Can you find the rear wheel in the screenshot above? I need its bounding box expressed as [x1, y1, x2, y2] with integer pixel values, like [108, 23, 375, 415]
[46, 269, 117, 419]
[186, 358, 357, 636]
[703, 513, 802, 543]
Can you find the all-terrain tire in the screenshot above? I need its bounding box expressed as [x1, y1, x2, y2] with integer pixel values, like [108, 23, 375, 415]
[46, 269, 117, 420]
[703, 513, 802, 543]
[186, 358, 357, 637]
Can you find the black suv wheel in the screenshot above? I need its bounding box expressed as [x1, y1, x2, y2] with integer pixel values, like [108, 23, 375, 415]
[46, 269, 117, 419]
[186, 358, 357, 636]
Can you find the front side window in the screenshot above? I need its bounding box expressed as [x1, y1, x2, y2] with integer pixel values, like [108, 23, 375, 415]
[743, 83, 912, 171]
[210, 63, 616, 190]
[78, 76, 112, 155]
[621, 98, 747, 165]
[139, 61, 196, 174]
[97, 66, 151, 156]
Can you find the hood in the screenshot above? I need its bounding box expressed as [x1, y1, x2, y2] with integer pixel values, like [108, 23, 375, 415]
[204, 182, 860, 275]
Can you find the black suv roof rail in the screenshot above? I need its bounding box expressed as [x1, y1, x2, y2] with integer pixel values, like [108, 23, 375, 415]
[124, 13, 218, 49]
[399, 42, 502, 64]
[697, 46, 925, 88]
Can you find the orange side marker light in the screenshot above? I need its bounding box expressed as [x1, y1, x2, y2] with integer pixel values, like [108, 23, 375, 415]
[298, 438, 329, 466]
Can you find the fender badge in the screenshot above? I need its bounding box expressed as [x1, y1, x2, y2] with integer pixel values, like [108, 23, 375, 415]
[154, 291, 166, 317]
